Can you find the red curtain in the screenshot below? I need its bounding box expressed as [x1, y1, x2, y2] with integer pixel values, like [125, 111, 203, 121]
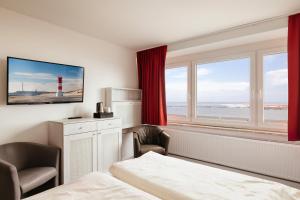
[137, 45, 168, 125]
[288, 13, 300, 141]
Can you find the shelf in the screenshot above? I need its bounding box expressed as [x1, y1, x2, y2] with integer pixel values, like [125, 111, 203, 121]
[106, 87, 142, 102]
[105, 87, 142, 129]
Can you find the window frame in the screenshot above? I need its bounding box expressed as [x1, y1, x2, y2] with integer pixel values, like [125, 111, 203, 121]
[165, 62, 192, 123]
[257, 47, 288, 131]
[191, 53, 255, 128]
[165, 45, 287, 133]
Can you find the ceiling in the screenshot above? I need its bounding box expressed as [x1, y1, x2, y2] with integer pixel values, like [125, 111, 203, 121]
[0, 0, 299, 50]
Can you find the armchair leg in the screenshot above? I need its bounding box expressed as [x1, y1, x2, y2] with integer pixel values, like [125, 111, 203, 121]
[54, 176, 59, 187]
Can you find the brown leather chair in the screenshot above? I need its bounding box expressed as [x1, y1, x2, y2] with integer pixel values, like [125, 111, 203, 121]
[0, 142, 60, 200]
[133, 125, 170, 158]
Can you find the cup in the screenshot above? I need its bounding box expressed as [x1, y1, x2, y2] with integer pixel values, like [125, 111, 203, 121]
[104, 107, 111, 113]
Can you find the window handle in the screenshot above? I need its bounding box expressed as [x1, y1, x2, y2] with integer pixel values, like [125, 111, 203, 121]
[259, 89, 262, 99]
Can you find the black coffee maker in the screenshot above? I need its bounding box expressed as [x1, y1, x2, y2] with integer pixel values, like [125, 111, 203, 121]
[94, 102, 113, 118]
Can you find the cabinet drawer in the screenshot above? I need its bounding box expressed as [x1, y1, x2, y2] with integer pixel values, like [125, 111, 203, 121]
[64, 122, 97, 135]
[97, 119, 121, 130]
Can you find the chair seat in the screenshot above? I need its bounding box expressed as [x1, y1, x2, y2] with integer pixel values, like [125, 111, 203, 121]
[141, 145, 165, 155]
[18, 167, 57, 194]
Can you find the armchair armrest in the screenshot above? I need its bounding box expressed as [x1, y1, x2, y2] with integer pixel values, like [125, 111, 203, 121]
[133, 132, 141, 158]
[160, 131, 170, 155]
[0, 159, 20, 200]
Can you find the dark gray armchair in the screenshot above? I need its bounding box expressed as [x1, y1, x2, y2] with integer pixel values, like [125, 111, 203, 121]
[133, 125, 170, 158]
[0, 142, 60, 200]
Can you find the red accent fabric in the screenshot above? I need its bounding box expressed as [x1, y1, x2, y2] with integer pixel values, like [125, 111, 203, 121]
[288, 13, 300, 141]
[58, 77, 62, 83]
[137, 45, 168, 125]
[58, 86, 62, 90]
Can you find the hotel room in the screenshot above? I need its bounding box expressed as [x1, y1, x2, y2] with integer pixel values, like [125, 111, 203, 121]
[0, 0, 300, 199]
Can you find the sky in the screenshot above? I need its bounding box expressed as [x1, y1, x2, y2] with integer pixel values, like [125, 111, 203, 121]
[264, 53, 288, 104]
[166, 53, 287, 104]
[8, 58, 84, 93]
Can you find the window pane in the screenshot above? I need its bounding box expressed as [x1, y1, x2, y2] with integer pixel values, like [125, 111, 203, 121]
[197, 58, 250, 121]
[263, 53, 288, 123]
[166, 67, 188, 119]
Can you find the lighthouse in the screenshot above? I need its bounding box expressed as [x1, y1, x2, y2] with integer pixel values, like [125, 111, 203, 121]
[56, 76, 63, 97]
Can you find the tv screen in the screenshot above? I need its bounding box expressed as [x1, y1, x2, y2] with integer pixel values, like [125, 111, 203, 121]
[7, 57, 84, 105]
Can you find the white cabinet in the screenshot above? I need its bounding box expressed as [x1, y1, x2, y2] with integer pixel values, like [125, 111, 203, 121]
[49, 118, 122, 183]
[111, 101, 141, 129]
[106, 87, 142, 128]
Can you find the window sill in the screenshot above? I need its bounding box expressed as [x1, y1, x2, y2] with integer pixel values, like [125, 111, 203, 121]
[164, 122, 300, 145]
[168, 121, 286, 135]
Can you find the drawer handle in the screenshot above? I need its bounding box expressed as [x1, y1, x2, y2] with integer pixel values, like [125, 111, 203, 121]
[79, 127, 83, 130]
[108, 123, 112, 126]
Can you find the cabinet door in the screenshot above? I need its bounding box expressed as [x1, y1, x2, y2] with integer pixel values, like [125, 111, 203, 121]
[64, 131, 97, 183]
[98, 128, 122, 172]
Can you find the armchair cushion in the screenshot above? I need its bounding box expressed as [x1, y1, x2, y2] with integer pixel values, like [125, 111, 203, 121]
[19, 167, 57, 194]
[140, 145, 165, 155]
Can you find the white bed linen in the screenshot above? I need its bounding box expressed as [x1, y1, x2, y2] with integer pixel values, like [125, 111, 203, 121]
[110, 151, 300, 200]
[25, 172, 160, 200]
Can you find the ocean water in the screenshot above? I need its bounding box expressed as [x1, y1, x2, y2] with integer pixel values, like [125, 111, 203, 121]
[167, 102, 287, 121]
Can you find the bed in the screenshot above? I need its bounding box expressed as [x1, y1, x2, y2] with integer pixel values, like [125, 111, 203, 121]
[110, 151, 300, 200]
[25, 172, 160, 200]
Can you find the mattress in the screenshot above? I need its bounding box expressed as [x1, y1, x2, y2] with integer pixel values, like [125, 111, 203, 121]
[110, 151, 300, 200]
[24, 172, 160, 200]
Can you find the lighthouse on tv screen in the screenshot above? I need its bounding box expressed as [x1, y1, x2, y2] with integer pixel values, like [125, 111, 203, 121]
[56, 76, 63, 97]
[7, 57, 84, 104]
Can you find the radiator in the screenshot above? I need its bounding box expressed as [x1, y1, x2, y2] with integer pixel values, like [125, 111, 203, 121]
[166, 127, 300, 183]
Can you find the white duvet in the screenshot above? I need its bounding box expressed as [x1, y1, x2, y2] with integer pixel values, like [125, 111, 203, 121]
[25, 172, 160, 200]
[110, 151, 300, 200]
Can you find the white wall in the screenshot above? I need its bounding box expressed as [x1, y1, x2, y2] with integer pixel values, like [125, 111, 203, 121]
[0, 8, 137, 144]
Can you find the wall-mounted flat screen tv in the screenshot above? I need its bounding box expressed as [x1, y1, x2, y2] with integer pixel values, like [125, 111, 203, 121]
[7, 57, 84, 105]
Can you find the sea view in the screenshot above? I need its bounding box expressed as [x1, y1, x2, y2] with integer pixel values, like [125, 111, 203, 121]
[166, 53, 288, 123]
[167, 102, 287, 121]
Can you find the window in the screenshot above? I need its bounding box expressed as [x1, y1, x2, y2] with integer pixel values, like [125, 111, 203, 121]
[165, 66, 188, 120]
[165, 44, 287, 132]
[263, 53, 288, 124]
[197, 58, 251, 121]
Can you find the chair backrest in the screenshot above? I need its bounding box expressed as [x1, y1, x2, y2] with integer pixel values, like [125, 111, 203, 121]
[0, 142, 39, 171]
[135, 125, 163, 145]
